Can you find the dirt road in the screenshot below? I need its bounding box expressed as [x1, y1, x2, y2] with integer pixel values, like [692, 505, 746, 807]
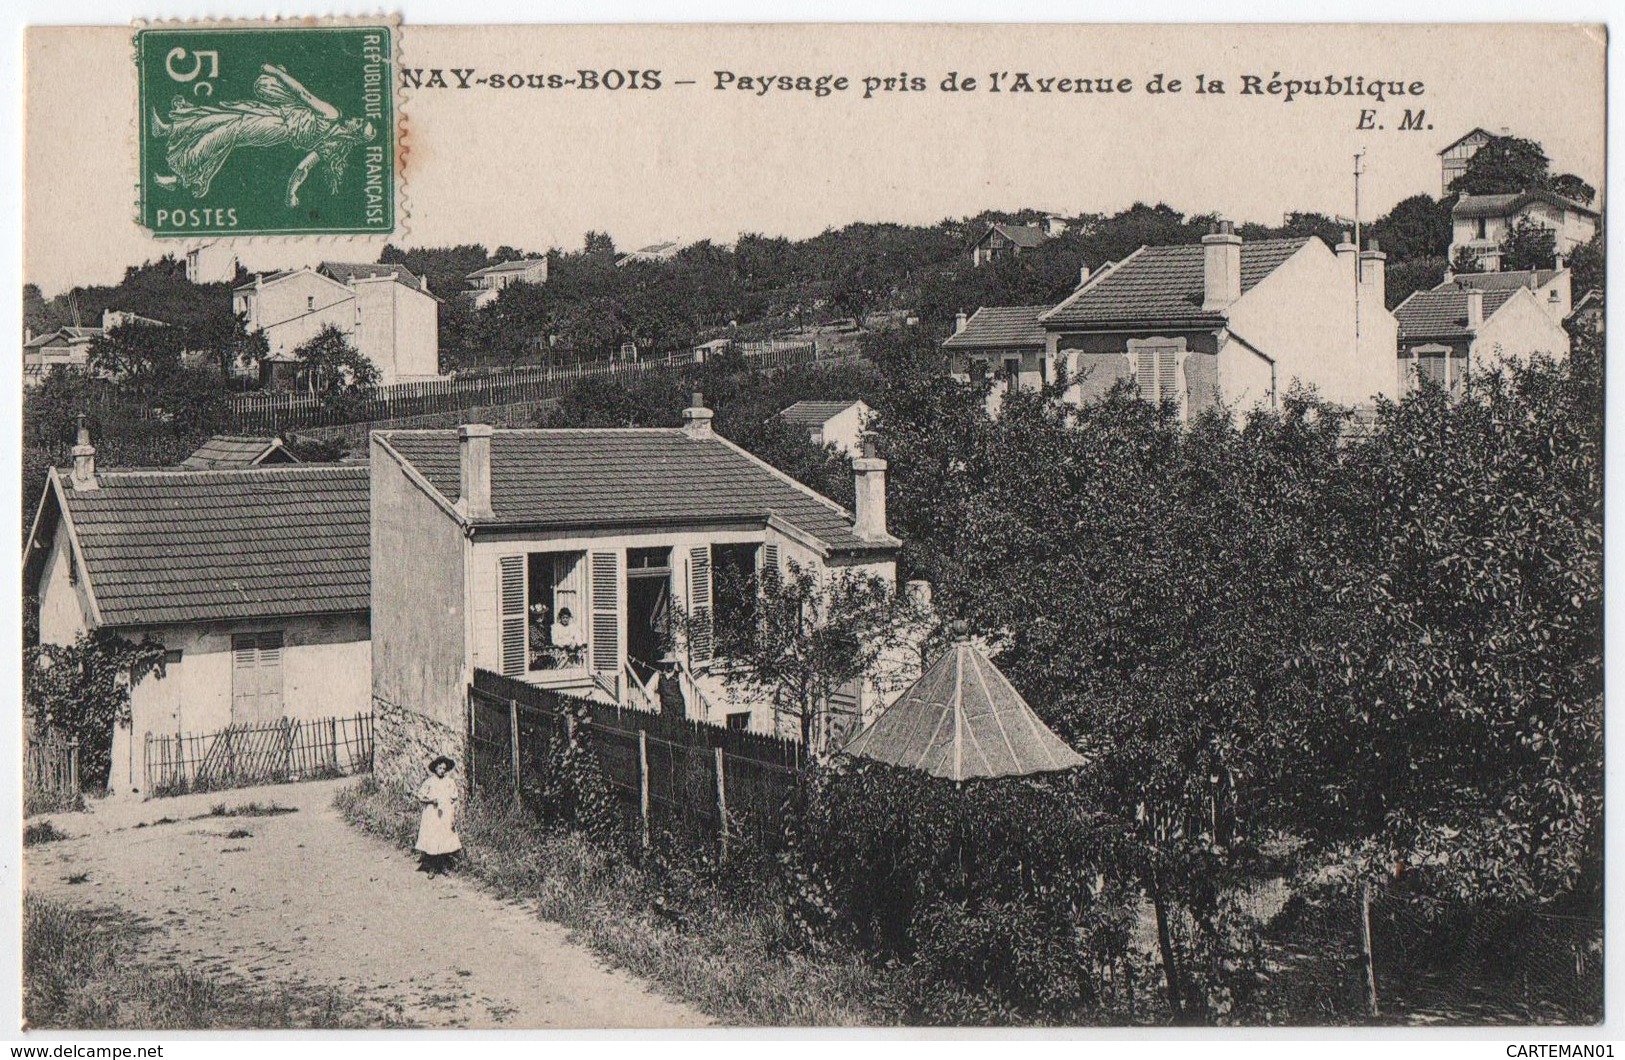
[25, 778, 708, 1029]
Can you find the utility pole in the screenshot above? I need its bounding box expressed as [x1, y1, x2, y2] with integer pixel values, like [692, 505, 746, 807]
[1353, 149, 1367, 342]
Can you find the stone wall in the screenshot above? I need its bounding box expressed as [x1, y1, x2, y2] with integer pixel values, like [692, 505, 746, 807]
[373, 693, 465, 790]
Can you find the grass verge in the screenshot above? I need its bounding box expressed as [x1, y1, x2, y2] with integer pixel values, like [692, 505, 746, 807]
[335, 775, 889, 1026]
[23, 894, 407, 1029]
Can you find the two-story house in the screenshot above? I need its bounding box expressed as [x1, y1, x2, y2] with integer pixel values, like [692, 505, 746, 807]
[233, 262, 441, 386]
[465, 258, 549, 309]
[368, 396, 902, 777]
[947, 224, 1399, 417]
[24, 426, 371, 795]
[1392, 272, 1572, 396]
[1448, 191, 1599, 272]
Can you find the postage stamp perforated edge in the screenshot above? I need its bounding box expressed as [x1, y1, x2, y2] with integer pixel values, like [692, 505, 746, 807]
[131, 15, 408, 244]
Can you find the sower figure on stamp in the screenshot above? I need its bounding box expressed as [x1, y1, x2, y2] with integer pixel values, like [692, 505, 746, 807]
[150, 63, 375, 205]
[414, 755, 463, 877]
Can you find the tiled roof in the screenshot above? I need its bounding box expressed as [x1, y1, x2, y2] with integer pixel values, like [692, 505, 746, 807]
[1041, 238, 1309, 329]
[778, 400, 862, 427]
[319, 261, 422, 286]
[843, 637, 1085, 780]
[180, 436, 299, 471]
[381, 429, 892, 553]
[1443, 269, 1560, 292]
[232, 269, 299, 292]
[1453, 191, 1598, 219]
[57, 465, 369, 627]
[976, 223, 1050, 250]
[941, 305, 1050, 350]
[468, 259, 546, 277]
[1394, 287, 1521, 340]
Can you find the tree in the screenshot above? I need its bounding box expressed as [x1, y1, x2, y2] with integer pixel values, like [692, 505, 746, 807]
[583, 230, 617, 258]
[87, 320, 184, 395]
[25, 631, 168, 791]
[1370, 194, 1454, 263]
[1498, 216, 1559, 272]
[1550, 173, 1596, 206]
[706, 561, 922, 751]
[1447, 134, 1550, 197]
[292, 325, 379, 414]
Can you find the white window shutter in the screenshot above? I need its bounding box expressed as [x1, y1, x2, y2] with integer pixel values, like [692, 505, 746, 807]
[1135, 350, 1157, 402]
[1157, 347, 1178, 402]
[688, 546, 713, 666]
[590, 551, 620, 673]
[761, 542, 781, 590]
[498, 555, 526, 677]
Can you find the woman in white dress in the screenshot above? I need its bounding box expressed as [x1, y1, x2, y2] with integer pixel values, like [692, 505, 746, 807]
[414, 755, 462, 876]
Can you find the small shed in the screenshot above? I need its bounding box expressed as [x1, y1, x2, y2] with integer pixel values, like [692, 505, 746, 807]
[843, 632, 1084, 781]
[181, 435, 301, 471]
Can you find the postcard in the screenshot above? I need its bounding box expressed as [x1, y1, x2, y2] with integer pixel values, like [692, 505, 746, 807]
[16, 18, 1607, 1034]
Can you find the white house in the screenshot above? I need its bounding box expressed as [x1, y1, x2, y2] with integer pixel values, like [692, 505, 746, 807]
[465, 258, 549, 309]
[950, 224, 1401, 417]
[367, 396, 903, 777]
[1393, 273, 1572, 396]
[1449, 192, 1599, 272]
[183, 242, 241, 285]
[233, 262, 441, 386]
[777, 399, 874, 456]
[24, 427, 371, 796]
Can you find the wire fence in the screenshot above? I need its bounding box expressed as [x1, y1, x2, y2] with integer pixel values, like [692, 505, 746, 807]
[1249, 875, 1602, 1025]
[225, 342, 820, 433]
[144, 714, 375, 797]
[468, 668, 804, 858]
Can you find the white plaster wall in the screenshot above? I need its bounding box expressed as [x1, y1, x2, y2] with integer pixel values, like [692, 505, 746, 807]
[111, 614, 372, 795]
[1228, 241, 1398, 406]
[238, 271, 357, 358]
[392, 282, 441, 381]
[1472, 290, 1572, 370]
[37, 522, 94, 647]
[1215, 336, 1276, 415]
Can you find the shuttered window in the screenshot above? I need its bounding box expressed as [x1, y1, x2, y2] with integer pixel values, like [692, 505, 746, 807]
[687, 546, 713, 666]
[1130, 342, 1181, 404]
[761, 542, 781, 590]
[590, 550, 621, 673]
[231, 631, 284, 726]
[498, 555, 526, 677]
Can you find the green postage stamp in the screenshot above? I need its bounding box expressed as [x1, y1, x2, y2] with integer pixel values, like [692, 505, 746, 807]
[137, 23, 395, 237]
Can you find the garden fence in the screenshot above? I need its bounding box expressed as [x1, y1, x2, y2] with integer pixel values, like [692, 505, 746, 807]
[468, 668, 804, 857]
[144, 714, 374, 796]
[1249, 876, 1602, 1025]
[25, 728, 79, 808]
[226, 342, 819, 433]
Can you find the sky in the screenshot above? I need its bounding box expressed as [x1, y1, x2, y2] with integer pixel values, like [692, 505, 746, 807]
[24, 22, 1607, 297]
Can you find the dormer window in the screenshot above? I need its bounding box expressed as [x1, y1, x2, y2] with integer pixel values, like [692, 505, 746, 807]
[307, 296, 315, 311]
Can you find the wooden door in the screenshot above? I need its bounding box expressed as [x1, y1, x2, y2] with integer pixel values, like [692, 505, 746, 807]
[231, 631, 285, 726]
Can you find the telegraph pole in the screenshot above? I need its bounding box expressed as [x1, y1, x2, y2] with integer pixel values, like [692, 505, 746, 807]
[1353, 149, 1367, 341]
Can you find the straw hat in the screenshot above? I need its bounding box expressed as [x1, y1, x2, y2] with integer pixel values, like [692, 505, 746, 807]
[428, 755, 456, 774]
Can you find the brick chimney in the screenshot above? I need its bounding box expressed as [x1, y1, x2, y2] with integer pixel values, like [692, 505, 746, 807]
[682, 391, 714, 440]
[1359, 238, 1387, 304]
[954, 311, 968, 333]
[1201, 221, 1243, 312]
[456, 423, 494, 519]
[1078, 263, 1091, 286]
[1465, 287, 1485, 331]
[852, 433, 888, 542]
[70, 416, 98, 491]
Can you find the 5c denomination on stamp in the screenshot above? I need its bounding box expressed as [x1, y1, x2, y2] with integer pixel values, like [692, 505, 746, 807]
[137, 24, 395, 237]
